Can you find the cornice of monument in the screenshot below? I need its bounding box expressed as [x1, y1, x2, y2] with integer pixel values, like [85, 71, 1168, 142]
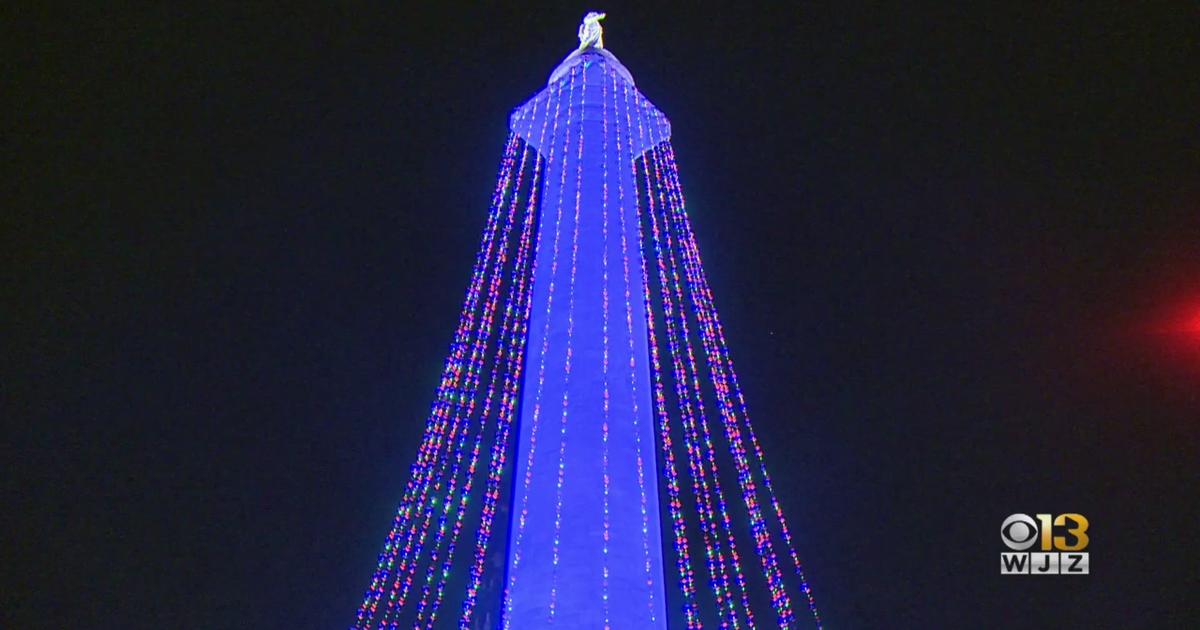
[509, 12, 669, 162]
[547, 48, 636, 87]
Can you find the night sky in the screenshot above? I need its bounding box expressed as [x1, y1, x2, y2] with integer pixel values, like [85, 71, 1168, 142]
[8, 3, 1199, 628]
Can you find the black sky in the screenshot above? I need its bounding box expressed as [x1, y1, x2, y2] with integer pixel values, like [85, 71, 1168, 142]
[7, 3, 1200, 628]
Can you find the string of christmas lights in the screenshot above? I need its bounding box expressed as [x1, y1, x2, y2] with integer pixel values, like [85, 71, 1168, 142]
[414, 83, 557, 626]
[355, 132, 520, 628]
[384, 139, 535, 622]
[644, 147, 738, 627]
[502, 64, 580, 629]
[458, 74, 561, 630]
[615, 71, 660, 626]
[649, 139, 795, 627]
[453, 156, 541, 627]
[660, 141, 822, 628]
[547, 59, 588, 624]
[631, 96, 702, 628]
[420, 154, 544, 627]
[649, 140, 757, 630]
[600, 64, 613, 630]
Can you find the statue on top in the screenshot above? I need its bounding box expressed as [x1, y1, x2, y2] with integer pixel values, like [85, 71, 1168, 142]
[577, 11, 606, 51]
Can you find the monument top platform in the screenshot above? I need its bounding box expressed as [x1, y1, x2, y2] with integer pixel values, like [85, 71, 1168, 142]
[548, 47, 636, 87]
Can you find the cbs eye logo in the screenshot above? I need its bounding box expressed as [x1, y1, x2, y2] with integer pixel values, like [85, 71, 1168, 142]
[1000, 513, 1089, 575]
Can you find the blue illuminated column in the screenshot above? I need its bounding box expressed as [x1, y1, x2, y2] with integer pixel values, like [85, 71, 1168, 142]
[504, 48, 672, 628]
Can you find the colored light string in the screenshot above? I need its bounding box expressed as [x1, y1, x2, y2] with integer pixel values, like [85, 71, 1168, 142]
[631, 90, 738, 627]
[660, 140, 822, 628]
[413, 115, 549, 626]
[502, 64, 580, 629]
[455, 155, 542, 628]
[419, 153, 544, 628]
[547, 58, 587, 624]
[631, 97, 701, 629]
[648, 138, 755, 629]
[383, 138, 535, 624]
[600, 63, 613, 630]
[616, 71, 659, 626]
[458, 71, 561, 630]
[644, 145, 738, 628]
[649, 139, 793, 627]
[355, 132, 520, 628]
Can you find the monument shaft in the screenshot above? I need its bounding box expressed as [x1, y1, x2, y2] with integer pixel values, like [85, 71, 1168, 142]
[504, 51, 671, 628]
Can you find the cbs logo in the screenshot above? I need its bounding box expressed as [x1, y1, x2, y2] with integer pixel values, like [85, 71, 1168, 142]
[1000, 513, 1089, 575]
[1001, 513, 1089, 551]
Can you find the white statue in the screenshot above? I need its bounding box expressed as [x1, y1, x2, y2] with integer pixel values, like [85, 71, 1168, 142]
[577, 11, 606, 51]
